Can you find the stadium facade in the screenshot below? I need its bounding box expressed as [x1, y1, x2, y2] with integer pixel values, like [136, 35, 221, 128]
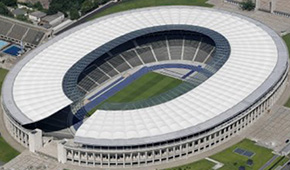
[1, 6, 289, 168]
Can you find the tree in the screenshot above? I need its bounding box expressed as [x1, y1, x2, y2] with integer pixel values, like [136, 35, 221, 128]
[240, 0, 255, 11]
[81, 0, 94, 14]
[47, 5, 58, 15]
[96, 0, 110, 5]
[1, 0, 17, 7]
[70, 8, 80, 20]
[0, 2, 12, 16]
[16, 14, 28, 22]
[33, 2, 44, 11]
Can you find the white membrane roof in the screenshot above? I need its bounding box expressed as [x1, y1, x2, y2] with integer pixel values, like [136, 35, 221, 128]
[2, 6, 288, 145]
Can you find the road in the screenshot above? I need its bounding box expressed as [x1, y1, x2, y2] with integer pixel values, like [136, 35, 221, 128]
[259, 155, 280, 170]
[55, 1, 119, 35]
[282, 163, 290, 170]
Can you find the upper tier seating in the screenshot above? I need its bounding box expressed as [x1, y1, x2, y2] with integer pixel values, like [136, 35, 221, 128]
[77, 32, 216, 95]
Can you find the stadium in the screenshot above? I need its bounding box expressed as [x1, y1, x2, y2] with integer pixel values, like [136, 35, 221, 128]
[1, 6, 289, 168]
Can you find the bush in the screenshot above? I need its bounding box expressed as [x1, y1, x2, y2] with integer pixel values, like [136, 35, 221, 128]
[1, 0, 17, 7]
[16, 14, 27, 21]
[70, 8, 80, 20]
[0, 2, 12, 16]
[240, 0, 255, 11]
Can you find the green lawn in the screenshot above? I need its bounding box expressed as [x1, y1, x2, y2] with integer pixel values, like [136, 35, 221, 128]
[105, 72, 182, 103]
[0, 68, 19, 163]
[265, 156, 289, 170]
[89, 0, 213, 20]
[210, 139, 275, 170]
[0, 68, 8, 96]
[0, 136, 19, 163]
[283, 33, 290, 56]
[283, 33, 290, 107]
[164, 139, 276, 170]
[165, 159, 215, 170]
[87, 72, 182, 115]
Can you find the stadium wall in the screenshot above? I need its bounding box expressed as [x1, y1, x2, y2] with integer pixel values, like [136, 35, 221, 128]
[55, 64, 288, 168]
[1, 98, 30, 148]
[1, 60, 287, 168]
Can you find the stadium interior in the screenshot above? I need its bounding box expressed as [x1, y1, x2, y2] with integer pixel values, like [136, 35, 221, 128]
[23, 30, 230, 139]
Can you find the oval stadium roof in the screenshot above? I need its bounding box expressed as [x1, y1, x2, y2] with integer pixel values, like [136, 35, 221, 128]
[2, 6, 288, 146]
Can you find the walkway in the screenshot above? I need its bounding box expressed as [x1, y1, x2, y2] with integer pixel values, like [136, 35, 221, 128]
[205, 157, 224, 169]
[259, 155, 280, 170]
[54, 0, 117, 35]
[0, 104, 25, 152]
[208, 0, 290, 33]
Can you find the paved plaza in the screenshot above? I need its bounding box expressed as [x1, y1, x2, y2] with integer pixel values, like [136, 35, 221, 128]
[1, 151, 62, 170]
[209, 0, 290, 33]
[247, 106, 290, 152]
[259, 0, 290, 14]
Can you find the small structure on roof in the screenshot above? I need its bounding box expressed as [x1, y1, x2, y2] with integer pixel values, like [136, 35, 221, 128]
[40, 12, 64, 28]
[29, 11, 47, 22]
[12, 8, 27, 17]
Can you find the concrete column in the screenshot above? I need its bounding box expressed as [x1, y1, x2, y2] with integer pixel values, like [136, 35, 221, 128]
[28, 129, 42, 152]
[130, 153, 133, 167]
[123, 153, 125, 168]
[186, 143, 189, 158]
[93, 153, 96, 167]
[255, 0, 260, 10]
[166, 148, 169, 162]
[100, 153, 103, 167]
[270, 0, 276, 13]
[78, 151, 81, 165]
[57, 141, 67, 163]
[173, 147, 176, 160]
[85, 152, 88, 165]
[145, 151, 148, 164]
[138, 152, 140, 166]
[108, 154, 110, 167]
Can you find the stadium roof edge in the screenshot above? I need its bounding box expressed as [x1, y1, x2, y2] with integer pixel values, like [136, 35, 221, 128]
[1, 6, 288, 146]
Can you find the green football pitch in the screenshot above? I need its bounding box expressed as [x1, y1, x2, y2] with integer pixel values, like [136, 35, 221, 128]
[87, 72, 183, 116]
[105, 72, 183, 103]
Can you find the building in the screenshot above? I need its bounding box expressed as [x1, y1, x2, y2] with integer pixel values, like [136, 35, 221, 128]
[12, 8, 27, 17]
[1, 6, 288, 169]
[29, 11, 46, 22]
[0, 15, 49, 47]
[17, 0, 51, 9]
[40, 12, 64, 27]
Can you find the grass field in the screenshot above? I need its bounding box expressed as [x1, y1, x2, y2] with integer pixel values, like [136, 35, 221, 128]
[89, 0, 213, 20]
[283, 33, 290, 56]
[164, 139, 277, 170]
[0, 68, 20, 163]
[87, 72, 182, 115]
[0, 137, 19, 163]
[0, 68, 8, 96]
[283, 34, 290, 107]
[105, 72, 182, 103]
[210, 139, 274, 170]
[265, 156, 289, 170]
[165, 159, 215, 170]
